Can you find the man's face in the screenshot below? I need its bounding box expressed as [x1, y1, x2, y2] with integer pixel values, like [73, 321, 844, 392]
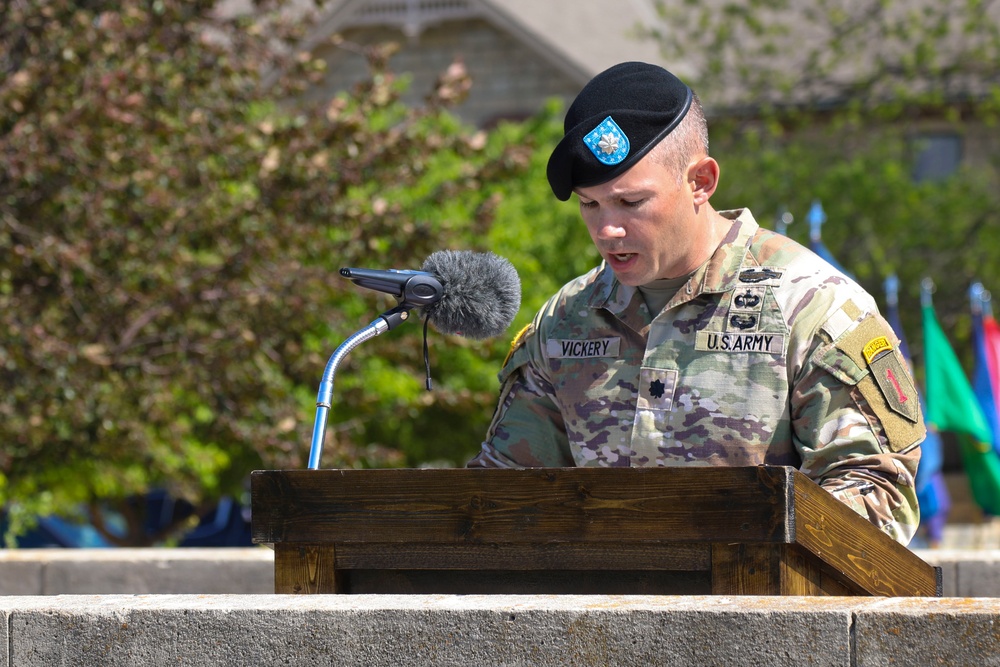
[575, 153, 704, 286]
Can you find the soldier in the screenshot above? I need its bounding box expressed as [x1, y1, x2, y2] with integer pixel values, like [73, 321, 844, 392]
[468, 61, 924, 545]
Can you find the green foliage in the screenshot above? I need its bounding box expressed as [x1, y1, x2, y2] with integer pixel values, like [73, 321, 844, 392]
[0, 0, 559, 544]
[649, 0, 1000, 370]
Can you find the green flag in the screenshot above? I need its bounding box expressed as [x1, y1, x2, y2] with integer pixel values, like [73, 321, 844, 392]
[923, 301, 992, 441]
[922, 298, 1000, 514]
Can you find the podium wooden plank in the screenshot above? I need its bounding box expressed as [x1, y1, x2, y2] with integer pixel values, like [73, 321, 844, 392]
[788, 470, 940, 597]
[710, 543, 839, 595]
[339, 569, 713, 595]
[273, 544, 341, 594]
[252, 466, 941, 597]
[330, 542, 711, 571]
[252, 466, 792, 546]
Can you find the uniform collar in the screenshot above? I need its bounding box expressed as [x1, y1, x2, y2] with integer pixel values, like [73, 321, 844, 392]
[588, 208, 759, 322]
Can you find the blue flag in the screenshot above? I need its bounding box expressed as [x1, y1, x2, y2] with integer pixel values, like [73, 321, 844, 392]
[923, 279, 1000, 518]
[887, 275, 948, 544]
[807, 200, 854, 279]
[971, 283, 1000, 454]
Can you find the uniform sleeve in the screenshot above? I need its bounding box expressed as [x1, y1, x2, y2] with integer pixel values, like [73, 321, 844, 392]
[467, 325, 575, 468]
[791, 309, 924, 545]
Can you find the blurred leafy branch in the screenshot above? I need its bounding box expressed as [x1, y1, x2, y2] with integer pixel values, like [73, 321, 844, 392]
[646, 0, 1000, 373]
[0, 0, 592, 545]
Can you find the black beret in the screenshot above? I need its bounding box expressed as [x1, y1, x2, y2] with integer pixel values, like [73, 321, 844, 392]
[546, 61, 694, 201]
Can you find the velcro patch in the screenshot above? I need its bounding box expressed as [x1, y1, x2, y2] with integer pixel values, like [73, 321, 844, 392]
[834, 313, 924, 451]
[545, 337, 621, 359]
[636, 368, 679, 412]
[695, 331, 784, 354]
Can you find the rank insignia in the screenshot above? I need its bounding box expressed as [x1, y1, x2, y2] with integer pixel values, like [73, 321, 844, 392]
[583, 116, 630, 165]
[649, 379, 666, 399]
[637, 368, 678, 412]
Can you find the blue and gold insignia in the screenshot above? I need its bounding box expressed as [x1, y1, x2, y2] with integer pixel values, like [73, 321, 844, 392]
[583, 116, 630, 165]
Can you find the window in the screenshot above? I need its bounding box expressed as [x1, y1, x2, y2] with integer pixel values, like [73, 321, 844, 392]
[910, 132, 962, 182]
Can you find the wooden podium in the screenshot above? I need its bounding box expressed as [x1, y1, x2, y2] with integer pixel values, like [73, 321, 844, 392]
[251, 466, 941, 597]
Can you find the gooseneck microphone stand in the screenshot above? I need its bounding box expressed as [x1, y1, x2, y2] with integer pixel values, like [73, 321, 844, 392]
[306, 304, 413, 470]
[307, 267, 444, 470]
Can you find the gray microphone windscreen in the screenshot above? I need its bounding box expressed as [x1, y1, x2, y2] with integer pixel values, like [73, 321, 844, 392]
[420, 250, 521, 339]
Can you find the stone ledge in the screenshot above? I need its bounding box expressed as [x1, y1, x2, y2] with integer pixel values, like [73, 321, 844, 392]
[2, 594, 998, 667]
[4, 548, 1000, 597]
[916, 549, 1000, 597]
[0, 547, 274, 595]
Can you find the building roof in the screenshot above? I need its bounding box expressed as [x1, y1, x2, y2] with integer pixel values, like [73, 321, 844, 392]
[298, 0, 677, 86]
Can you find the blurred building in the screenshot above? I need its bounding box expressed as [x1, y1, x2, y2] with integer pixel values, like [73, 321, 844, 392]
[239, 0, 1000, 181]
[256, 0, 673, 127]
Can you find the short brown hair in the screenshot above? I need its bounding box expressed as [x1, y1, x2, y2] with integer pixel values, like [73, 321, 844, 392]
[648, 92, 709, 183]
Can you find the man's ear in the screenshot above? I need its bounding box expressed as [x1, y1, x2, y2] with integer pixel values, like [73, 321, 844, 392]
[688, 156, 720, 205]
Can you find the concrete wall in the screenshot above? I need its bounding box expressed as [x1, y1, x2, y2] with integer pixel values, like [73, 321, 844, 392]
[0, 548, 274, 596]
[3, 593, 999, 666]
[2, 549, 1000, 665]
[1, 547, 998, 597]
[919, 549, 1000, 598]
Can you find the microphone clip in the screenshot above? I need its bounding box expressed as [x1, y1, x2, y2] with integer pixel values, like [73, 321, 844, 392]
[339, 267, 444, 309]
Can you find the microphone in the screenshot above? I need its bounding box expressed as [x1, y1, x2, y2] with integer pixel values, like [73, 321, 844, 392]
[341, 250, 521, 339]
[308, 251, 521, 469]
[420, 250, 521, 339]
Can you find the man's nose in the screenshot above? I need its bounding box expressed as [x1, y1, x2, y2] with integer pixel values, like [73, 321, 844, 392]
[594, 214, 627, 240]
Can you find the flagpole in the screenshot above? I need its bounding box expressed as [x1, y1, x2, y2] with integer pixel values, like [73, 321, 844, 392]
[775, 206, 793, 236]
[885, 273, 899, 310]
[971, 282, 985, 316]
[807, 200, 825, 245]
[921, 277, 935, 308]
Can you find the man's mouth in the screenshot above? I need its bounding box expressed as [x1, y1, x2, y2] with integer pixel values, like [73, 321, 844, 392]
[610, 253, 635, 262]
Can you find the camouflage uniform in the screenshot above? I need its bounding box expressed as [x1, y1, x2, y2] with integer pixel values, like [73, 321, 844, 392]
[470, 209, 923, 544]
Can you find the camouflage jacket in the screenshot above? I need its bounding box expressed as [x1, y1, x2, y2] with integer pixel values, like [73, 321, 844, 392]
[469, 209, 924, 544]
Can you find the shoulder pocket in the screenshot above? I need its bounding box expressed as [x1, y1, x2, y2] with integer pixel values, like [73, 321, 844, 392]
[814, 314, 924, 452]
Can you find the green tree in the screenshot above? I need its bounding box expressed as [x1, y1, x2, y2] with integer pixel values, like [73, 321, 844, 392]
[0, 0, 549, 544]
[648, 0, 1000, 363]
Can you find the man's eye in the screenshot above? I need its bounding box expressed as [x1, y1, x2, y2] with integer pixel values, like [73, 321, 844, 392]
[622, 199, 644, 208]
[579, 200, 598, 209]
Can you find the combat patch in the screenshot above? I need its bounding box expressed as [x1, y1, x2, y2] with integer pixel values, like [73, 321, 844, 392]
[832, 314, 924, 452]
[695, 331, 784, 354]
[545, 337, 621, 359]
[868, 351, 919, 423]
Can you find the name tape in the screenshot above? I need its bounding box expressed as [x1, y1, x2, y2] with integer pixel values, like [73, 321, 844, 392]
[546, 337, 621, 359]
